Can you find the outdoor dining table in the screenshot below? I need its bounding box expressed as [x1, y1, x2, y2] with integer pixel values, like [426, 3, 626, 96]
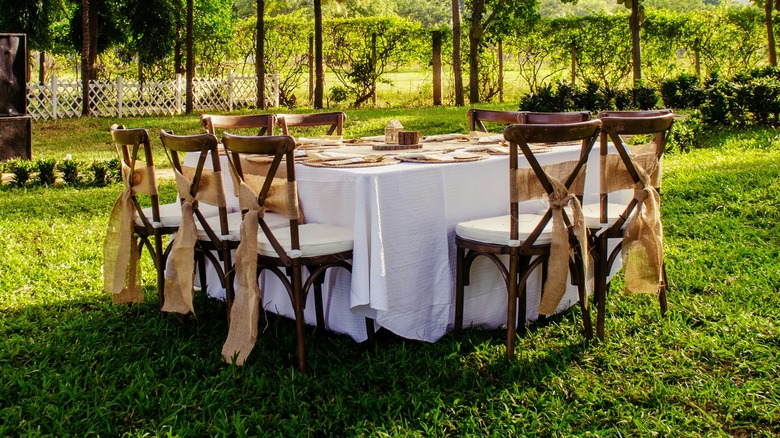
[182, 134, 623, 343]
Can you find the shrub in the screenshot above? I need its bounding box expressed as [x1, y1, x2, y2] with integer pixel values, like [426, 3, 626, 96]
[59, 156, 82, 185]
[519, 82, 557, 112]
[90, 161, 113, 187]
[7, 159, 32, 188]
[661, 74, 705, 109]
[572, 80, 607, 111]
[667, 116, 705, 153]
[633, 84, 659, 110]
[36, 158, 57, 186]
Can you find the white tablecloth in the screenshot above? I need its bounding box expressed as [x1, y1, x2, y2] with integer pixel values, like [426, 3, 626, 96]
[185, 145, 622, 343]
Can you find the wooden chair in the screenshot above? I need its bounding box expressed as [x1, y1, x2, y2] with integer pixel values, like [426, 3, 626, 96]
[276, 112, 346, 136]
[521, 111, 592, 124]
[200, 114, 276, 137]
[454, 120, 602, 359]
[585, 113, 675, 341]
[107, 125, 183, 311]
[597, 109, 672, 118]
[221, 133, 375, 371]
[468, 109, 526, 133]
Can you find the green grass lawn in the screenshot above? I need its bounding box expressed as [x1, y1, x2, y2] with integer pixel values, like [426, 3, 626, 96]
[2, 111, 780, 436]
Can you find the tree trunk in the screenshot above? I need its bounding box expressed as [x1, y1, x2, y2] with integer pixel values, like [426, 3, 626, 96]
[38, 52, 45, 85]
[432, 31, 442, 106]
[766, 0, 777, 66]
[185, 0, 194, 113]
[571, 43, 577, 87]
[371, 32, 377, 106]
[468, 32, 481, 104]
[498, 38, 503, 103]
[174, 0, 183, 74]
[81, 0, 90, 115]
[256, 0, 266, 109]
[88, 0, 98, 81]
[630, 1, 641, 86]
[451, 0, 464, 106]
[313, 0, 324, 109]
[308, 34, 314, 105]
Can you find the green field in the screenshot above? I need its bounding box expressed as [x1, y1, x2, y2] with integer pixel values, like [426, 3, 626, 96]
[2, 109, 779, 435]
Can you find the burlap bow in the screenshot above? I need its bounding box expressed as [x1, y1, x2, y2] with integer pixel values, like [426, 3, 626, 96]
[622, 155, 664, 295]
[538, 176, 591, 315]
[103, 160, 155, 304]
[221, 179, 264, 365]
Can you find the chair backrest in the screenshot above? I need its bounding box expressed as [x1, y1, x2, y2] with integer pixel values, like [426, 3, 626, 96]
[276, 112, 346, 136]
[468, 109, 526, 133]
[221, 133, 300, 266]
[521, 111, 591, 124]
[159, 130, 230, 242]
[597, 113, 675, 227]
[503, 120, 602, 248]
[110, 124, 162, 230]
[597, 109, 672, 119]
[200, 114, 276, 137]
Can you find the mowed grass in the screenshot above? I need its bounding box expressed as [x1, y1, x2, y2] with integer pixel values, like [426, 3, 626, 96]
[2, 112, 780, 436]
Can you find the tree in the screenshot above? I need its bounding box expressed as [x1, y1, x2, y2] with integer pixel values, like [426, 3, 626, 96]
[0, 0, 61, 82]
[122, 0, 176, 83]
[616, 0, 645, 86]
[464, 0, 537, 103]
[752, 0, 779, 66]
[257, 0, 266, 109]
[186, 0, 193, 113]
[314, 0, 324, 108]
[81, 0, 90, 115]
[452, 0, 465, 106]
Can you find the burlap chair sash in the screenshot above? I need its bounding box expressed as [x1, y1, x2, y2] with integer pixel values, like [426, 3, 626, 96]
[622, 155, 664, 295]
[243, 174, 300, 221]
[600, 142, 661, 193]
[162, 167, 226, 314]
[510, 161, 591, 315]
[221, 179, 264, 364]
[103, 159, 156, 304]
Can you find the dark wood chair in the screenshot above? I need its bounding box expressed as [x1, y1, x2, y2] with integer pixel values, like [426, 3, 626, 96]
[157, 131, 257, 318]
[586, 113, 675, 340]
[200, 114, 276, 137]
[521, 111, 592, 124]
[107, 125, 180, 311]
[221, 133, 375, 371]
[276, 112, 346, 136]
[454, 120, 602, 359]
[468, 109, 527, 133]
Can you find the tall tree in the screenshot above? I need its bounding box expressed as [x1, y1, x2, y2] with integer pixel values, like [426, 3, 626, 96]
[123, 0, 176, 83]
[617, 0, 644, 85]
[465, 0, 536, 103]
[754, 0, 779, 66]
[256, 0, 266, 109]
[313, 0, 324, 108]
[186, 0, 194, 113]
[81, 0, 90, 115]
[452, 0, 465, 106]
[0, 0, 60, 82]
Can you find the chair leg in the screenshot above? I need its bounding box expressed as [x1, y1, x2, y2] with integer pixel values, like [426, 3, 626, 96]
[154, 233, 166, 317]
[595, 236, 609, 341]
[659, 260, 668, 316]
[515, 256, 530, 335]
[574, 255, 593, 340]
[506, 254, 519, 360]
[454, 245, 465, 334]
[290, 261, 307, 372]
[365, 318, 376, 351]
[311, 275, 326, 332]
[223, 248, 234, 322]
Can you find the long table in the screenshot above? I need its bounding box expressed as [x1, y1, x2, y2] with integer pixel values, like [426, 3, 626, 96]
[188, 142, 621, 343]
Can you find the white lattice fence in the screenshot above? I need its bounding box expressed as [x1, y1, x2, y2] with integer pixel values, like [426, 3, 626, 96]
[27, 74, 278, 120]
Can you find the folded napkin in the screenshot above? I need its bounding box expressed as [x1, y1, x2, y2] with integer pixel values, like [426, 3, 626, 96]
[463, 144, 509, 154]
[297, 136, 343, 147]
[306, 150, 386, 165]
[421, 133, 471, 143]
[399, 151, 484, 161]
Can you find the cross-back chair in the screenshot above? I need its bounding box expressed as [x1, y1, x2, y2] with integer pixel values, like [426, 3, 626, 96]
[105, 125, 179, 310]
[157, 131, 259, 318]
[521, 111, 592, 124]
[586, 112, 674, 340]
[220, 133, 374, 371]
[468, 109, 527, 133]
[276, 112, 346, 136]
[454, 120, 602, 359]
[200, 114, 276, 138]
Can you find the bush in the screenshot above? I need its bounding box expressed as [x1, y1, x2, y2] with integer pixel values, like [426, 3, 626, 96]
[667, 116, 706, 153]
[519, 83, 558, 112]
[90, 161, 114, 187]
[7, 159, 32, 188]
[59, 156, 82, 185]
[661, 74, 705, 109]
[36, 158, 57, 186]
[633, 84, 659, 110]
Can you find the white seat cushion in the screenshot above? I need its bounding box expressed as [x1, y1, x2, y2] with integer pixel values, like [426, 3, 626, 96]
[581, 202, 629, 231]
[257, 223, 353, 258]
[456, 214, 553, 246]
[137, 201, 227, 228]
[196, 211, 289, 241]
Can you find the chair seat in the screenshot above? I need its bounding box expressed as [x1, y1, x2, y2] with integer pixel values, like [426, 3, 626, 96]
[257, 223, 353, 258]
[456, 214, 554, 246]
[581, 202, 629, 232]
[196, 211, 290, 241]
[138, 201, 225, 228]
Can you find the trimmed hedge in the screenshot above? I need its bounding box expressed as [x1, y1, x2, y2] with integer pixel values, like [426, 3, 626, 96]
[1, 158, 121, 189]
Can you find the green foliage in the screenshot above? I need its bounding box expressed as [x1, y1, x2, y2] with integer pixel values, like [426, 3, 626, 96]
[35, 158, 57, 186]
[660, 73, 705, 109]
[698, 73, 780, 127]
[6, 159, 32, 188]
[519, 81, 658, 112]
[667, 115, 706, 152]
[59, 157, 83, 186]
